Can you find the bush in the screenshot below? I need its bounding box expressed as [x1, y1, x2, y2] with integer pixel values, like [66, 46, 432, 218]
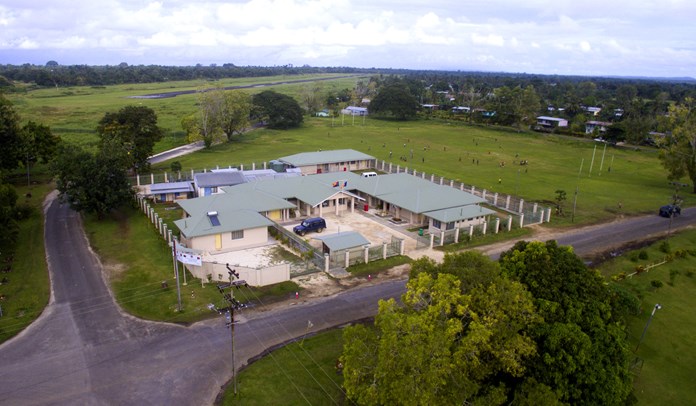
[650, 280, 663, 289]
[14, 203, 36, 220]
[659, 240, 671, 254]
[629, 252, 639, 262]
[669, 269, 680, 286]
[638, 250, 649, 260]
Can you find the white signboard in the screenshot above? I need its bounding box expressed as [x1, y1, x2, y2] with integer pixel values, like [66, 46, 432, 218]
[175, 243, 202, 266]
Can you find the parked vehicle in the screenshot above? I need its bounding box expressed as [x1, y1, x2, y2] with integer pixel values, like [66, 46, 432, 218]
[293, 217, 326, 236]
[659, 204, 681, 218]
[361, 172, 377, 178]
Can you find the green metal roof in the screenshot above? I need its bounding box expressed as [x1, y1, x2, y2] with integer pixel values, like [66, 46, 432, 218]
[424, 205, 497, 223]
[278, 149, 375, 166]
[314, 231, 370, 251]
[174, 209, 272, 238]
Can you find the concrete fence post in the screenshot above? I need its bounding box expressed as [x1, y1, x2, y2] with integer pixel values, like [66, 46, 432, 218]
[324, 254, 330, 273]
[430, 174, 435, 182]
[546, 207, 552, 222]
[345, 251, 350, 268]
[136, 175, 141, 186]
[460, 183, 464, 191]
[454, 228, 460, 243]
[263, 162, 267, 170]
[396, 165, 400, 173]
[471, 186, 475, 194]
[519, 214, 525, 228]
[150, 173, 154, 184]
[495, 217, 500, 234]
[382, 242, 388, 259]
[399, 239, 405, 255]
[163, 223, 168, 238]
[507, 216, 513, 231]
[429, 233, 435, 249]
[493, 193, 498, 206]
[440, 231, 445, 246]
[388, 163, 392, 172]
[518, 199, 525, 213]
[421, 172, 425, 179]
[158, 218, 163, 235]
[505, 195, 511, 210]
[413, 170, 417, 177]
[240, 164, 244, 171]
[252, 162, 256, 170]
[482, 189, 487, 200]
[469, 224, 474, 238]
[168, 229, 173, 244]
[533, 203, 538, 213]
[439, 177, 444, 185]
[191, 169, 195, 178]
[364, 246, 369, 264]
[482, 221, 487, 235]
[164, 172, 168, 183]
[449, 180, 454, 187]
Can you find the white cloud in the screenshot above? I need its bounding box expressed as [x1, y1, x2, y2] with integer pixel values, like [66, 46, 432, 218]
[471, 33, 505, 47]
[579, 41, 592, 52]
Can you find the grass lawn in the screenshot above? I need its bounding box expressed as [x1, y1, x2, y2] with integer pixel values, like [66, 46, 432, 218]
[83, 206, 299, 324]
[220, 328, 348, 405]
[7, 74, 363, 152]
[0, 172, 53, 343]
[150, 116, 680, 226]
[594, 229, 696, 405]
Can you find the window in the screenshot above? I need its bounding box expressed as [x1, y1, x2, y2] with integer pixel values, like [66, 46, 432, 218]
[446, 222, 455, 230]
[338, 198, 346, 205]
[432, 219, 441, 229]
[230, 230, 243, 240]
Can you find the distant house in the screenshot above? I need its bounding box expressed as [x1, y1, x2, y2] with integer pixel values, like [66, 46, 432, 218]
[149, 181, 194, 203]
[585, 121, 612, 134]
[315, 109, 330, 117]
[421, 104, 439, 111]
[193, 170, 246, 196]
[341, 106, 368, 116]
[583, 106, 602, 116]
[451, 106, 471, 114]
[536, 116, 568, 130]
[277, 149, 375, 175]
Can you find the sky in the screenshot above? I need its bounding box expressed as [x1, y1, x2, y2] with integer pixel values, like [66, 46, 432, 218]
[1, 0, 695, 78]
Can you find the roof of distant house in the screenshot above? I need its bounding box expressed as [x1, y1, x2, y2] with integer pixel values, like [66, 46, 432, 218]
[193, 171, 246, 188]
[149, 181, 194, 194]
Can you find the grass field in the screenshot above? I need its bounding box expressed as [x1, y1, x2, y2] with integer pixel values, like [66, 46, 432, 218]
[7, 73, 364, 151]
[220, 328, 348, 405]
[150, 116, 681, 226]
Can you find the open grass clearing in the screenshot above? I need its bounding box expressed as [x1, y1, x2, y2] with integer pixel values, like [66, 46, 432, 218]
[594, 229, 696, 405]
[7, 74, 363, 151]
[151, 116, 680, 226]
[220, 327, 347, 405]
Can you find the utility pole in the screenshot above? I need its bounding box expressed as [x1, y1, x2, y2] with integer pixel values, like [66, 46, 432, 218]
[635, 304, 662, 353]
[210, 264, 248, 396]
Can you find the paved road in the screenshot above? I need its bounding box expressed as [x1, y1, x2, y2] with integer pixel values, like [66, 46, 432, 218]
[0, 197, 694, 404]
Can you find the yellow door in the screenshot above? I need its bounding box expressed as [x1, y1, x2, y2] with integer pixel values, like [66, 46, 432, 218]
[268, 210, 281, 221]
[215, 234, 222, 250]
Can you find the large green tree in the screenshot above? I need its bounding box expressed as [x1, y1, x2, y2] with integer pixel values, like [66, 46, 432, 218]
[658, 97, 696, 193]
[368, 83, 418, 120]
[499, 240, 633, 405]
[252, 90, 304, 129]
[342, 252, 542, 405]
[221, 90, 252, 141]
[0, 94, 23, 172]
[97, 105, 163, 172]
[51, 141, 133, 219]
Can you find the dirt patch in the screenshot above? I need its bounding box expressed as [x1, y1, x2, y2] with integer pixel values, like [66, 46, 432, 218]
[293, 263, 411, 299]
[103, 262, 127, 281]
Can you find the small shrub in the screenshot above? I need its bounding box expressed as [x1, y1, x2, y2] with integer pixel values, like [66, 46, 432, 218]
[685, 270, 694, 278]
[659, 240, 671, 254]
[638, 250, 649, 260]
[673, 249, 688, 259]
[669, 269, 680, 286]
[650, 280, 663, 289]
[14, 203, 36, 220]
[635, 265, 646, 273]
[629, 252, 639, 262]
